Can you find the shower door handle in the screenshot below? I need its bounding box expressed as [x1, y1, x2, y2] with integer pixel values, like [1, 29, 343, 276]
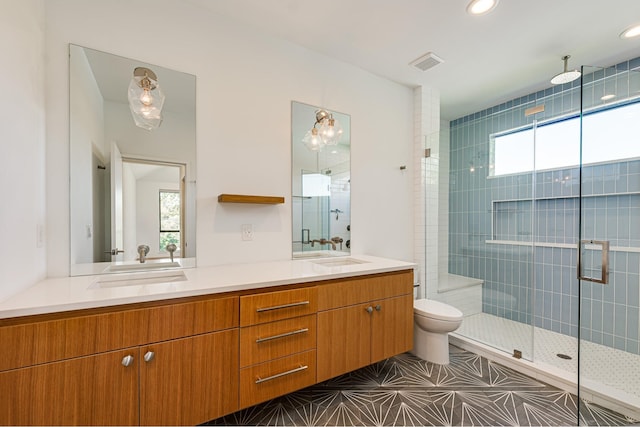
[577, 240, 609, 284]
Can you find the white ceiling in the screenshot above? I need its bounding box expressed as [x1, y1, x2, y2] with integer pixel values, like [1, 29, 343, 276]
[188, 0, 640, 120]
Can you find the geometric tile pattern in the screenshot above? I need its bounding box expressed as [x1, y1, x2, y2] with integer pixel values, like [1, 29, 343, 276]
[205, 346, 638, 426]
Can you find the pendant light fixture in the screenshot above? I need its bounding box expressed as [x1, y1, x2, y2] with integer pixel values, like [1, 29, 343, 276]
[128, 67, 165, 130]
[550, 55, 581, 85]
[302, 109, 343, 151]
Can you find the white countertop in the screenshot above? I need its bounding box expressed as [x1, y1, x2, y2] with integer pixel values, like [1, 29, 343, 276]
[0, 255, 415, 319]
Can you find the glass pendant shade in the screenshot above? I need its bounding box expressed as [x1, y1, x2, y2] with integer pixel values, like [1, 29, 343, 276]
[319, 116, 343, 146]
[128, 67, 165, 130]
[302, 127, 324, 151]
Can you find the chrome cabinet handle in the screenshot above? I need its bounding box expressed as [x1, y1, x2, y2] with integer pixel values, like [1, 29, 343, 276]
[375, 304, 382, 312]
[256, 301, 309, 313]
[365, 306, 373, 314]
[256, 328, 309, 344]
[255, 365, 308, 384]
[144, 351, 155, 362]
[121, 355, 134, 367]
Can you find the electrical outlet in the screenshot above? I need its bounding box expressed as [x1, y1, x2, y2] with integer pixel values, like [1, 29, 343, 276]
[241, 224, 253, 241]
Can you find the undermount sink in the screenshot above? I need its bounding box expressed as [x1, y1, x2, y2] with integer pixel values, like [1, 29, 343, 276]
[309, 257, 369, 267]
[89, 270, 187, 289]
[104, 261, 181, 273]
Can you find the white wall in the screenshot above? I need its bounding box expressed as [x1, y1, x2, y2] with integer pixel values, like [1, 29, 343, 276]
[0, 0, 47, 301]
[45, 0, 414, 277]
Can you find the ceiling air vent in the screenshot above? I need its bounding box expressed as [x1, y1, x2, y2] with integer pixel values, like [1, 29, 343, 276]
[409, 52, 444, 72]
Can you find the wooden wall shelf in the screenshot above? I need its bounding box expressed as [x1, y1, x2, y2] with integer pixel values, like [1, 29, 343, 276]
[218, 194, 285, 204]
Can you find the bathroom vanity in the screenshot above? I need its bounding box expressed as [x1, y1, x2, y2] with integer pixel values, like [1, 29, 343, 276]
[0, 256, 414, 426]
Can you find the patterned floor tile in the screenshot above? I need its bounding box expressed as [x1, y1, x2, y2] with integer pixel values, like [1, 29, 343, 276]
[204, 346, 637, 426]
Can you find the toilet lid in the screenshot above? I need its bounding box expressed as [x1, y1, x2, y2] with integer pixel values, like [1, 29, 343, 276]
[414, 299, 463, 321]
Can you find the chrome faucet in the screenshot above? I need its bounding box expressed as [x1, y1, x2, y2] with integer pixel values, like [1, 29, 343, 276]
[310, 238, 336, 250]
[330, 236, 344, 250]
[165, 243, 177, 262]
[137, 245, 150, 263]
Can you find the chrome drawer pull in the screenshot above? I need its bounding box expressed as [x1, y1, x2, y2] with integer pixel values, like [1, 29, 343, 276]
[256, 328, 309, 344]
[256, 301, 309, 313]
[255, 365, 308, 384]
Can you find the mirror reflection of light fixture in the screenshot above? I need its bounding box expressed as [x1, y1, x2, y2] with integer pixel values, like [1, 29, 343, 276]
[128, 67, 165, 130]
[302, 109, 343, 151]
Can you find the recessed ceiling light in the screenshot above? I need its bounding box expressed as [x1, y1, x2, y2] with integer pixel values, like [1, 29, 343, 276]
[466, 0, 499, 15]
[620, 23, 640, 39]
[601, 94, 616, 101]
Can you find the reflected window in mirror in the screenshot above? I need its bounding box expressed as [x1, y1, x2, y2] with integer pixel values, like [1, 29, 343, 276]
[291, 101, 351, 259]
[69, 45, 196, 276]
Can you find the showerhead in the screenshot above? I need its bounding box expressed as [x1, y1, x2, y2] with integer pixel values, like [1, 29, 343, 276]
[551, 55, 581, 85]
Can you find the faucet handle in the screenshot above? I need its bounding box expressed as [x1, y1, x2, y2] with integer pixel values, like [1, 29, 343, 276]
[165, 243, 177, 262]
[137, 245, 150, 255]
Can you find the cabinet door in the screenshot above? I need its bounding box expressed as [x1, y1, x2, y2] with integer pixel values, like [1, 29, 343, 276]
[370, 295, 413, 363]
[317, 305, 371, 382]
[139, 329, 239, 426]
[0, 348, 138, 426]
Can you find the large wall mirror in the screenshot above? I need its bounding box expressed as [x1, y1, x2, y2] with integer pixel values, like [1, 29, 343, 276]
[70, 45, 196, 276]
[291, 101, 351, 258]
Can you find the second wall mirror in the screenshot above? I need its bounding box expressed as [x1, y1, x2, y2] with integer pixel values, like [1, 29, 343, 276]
[291, 101, 351, 258]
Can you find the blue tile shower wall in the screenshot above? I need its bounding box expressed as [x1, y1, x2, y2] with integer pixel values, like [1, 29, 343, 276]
[449, 58, 640, 355]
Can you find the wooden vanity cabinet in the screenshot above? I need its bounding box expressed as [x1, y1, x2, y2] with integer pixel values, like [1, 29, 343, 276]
[0, 268, 414, 426]
[0, 295, 239, 426]
[140, 329, 239, 426]
[316, 270, 413, 382]
[0, 348, 139, 426]
[238, 287, 318, 409]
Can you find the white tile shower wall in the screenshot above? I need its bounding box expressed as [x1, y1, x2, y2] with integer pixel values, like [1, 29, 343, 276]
[329, 173, 350, 250]
[449, 58, 640, 355]
[413, 86, 440, 299]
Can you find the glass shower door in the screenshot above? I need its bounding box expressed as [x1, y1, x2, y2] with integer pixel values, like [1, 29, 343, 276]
[578, 64, 640, 422]
[447, 105, 537, 362]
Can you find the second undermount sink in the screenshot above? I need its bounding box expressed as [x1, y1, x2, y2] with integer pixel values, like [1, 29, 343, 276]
[89, 270, 187, 289]
[309, 257, 369, 267]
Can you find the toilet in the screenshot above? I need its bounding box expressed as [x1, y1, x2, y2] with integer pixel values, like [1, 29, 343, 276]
[412, 299, 463, 365]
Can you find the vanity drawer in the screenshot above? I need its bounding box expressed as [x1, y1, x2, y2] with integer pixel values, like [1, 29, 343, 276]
[240, 287, 317, 326]
[240, 314, 316, 367]
[239, 349, 316, 409]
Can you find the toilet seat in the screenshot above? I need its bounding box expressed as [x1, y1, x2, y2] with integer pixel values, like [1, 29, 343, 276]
[414, 299, 463, 321]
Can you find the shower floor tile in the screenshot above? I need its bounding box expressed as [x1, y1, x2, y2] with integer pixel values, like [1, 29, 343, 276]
[456, 312, 640, 402]
[204, 346, 636, 426]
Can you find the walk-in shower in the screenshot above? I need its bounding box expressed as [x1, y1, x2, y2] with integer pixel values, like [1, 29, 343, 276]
[429, 57, 640, 422]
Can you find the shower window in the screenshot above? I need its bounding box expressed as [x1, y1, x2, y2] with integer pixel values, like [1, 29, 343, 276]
[491, 100, 640, 177]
